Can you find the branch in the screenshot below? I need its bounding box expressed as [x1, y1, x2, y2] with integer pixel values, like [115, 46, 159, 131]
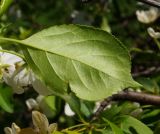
[132, 66, 160, 77]
[138, 0, 160, 8]
[112, 90, 160, 105]
[81, 0, 160, 7]
[92, 90, 160, 121]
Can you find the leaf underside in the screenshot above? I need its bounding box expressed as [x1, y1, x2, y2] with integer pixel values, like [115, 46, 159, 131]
[2, 25, 140, 100]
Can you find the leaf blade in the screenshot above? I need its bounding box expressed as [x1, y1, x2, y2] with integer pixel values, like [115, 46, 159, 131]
[0, 25, 140, 100]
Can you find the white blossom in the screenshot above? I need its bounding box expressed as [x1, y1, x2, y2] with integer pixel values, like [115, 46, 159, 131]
[64, 103, 75, 116]
[136, 8, 159, 24]
[0, 51, 32, 94]
[147, 27, 160, 39]
[3, 68, 33, 94]
[0, 50, 57, 97]
[25, 98, 39, 111]
[0, 52, 22, 77]
[0, 51, 53, 95]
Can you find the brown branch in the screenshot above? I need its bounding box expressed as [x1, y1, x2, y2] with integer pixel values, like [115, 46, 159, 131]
[138, 0, 160, 8]
[132, 67, 160, 78]
[92, 90, 160, 121]
[112, 91, 160, 105]
[81, 0, 160, 7]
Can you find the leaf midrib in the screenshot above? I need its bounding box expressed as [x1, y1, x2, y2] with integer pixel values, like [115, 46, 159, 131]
[0, 37, 134, 86]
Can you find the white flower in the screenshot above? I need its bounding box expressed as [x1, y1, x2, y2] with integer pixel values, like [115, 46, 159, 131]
[0, 52, 22, 77]
[0, 51, 33, 94]
[64, 103, 75, 116]
[26, 95, 57, 118]
[0, 50, 54, 95]
[25, 98, 39, 111]
[136, 8, 159, 23]
[3, 68, 33, 94]
[147, 27, 160, 39]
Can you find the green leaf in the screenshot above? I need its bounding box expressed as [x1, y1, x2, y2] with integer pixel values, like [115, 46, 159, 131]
[0, 84, 13, 113]
[64, 93, 81, 117]
[119, 115, 153, 134]
[136, 77, 159, 93]
[80, 100, 95, 117]
[39, 95, 62, 118]
[0, 25, 140, 100]
[141, 108, 160, 123]
[0, 0, 13, 16]
[103, 118, 124, 134]
[100, 104, 122, 121]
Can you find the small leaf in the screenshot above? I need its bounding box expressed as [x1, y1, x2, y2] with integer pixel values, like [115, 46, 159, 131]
[101, 17, 111, 33]
[103, 118, 124, 134]
[0, 84, 13, 113]
[0, 0, 13, 16]
[119, 115, 153, 134]
[136, 77, 159, 93]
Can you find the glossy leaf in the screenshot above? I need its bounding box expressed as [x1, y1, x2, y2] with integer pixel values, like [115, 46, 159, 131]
[0, 25, 140, 100]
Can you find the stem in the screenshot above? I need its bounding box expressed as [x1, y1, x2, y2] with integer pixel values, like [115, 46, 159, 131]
[0, 37, 23, 45]
[0, 37, 40, 50]
[76, 127, 87, 132]
[112, 90, 160, 105]
[92, 97, 112, 121]
[92, 90, 160, 120]
[132, 66, 160, 77]
[62, 123, 88, 131]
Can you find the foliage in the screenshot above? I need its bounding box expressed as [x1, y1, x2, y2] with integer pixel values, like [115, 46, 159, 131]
[0, 0, 159, 134]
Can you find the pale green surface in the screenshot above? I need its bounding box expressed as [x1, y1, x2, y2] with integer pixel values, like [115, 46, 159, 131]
[0, 25, 140, 100]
